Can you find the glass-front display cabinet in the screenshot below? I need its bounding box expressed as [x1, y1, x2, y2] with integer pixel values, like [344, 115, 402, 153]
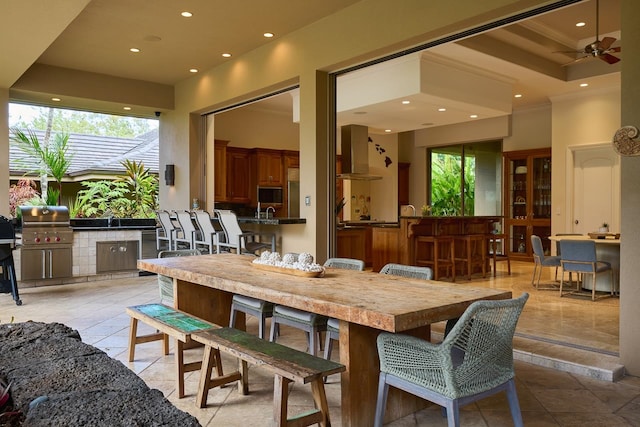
[503, 148, 551, 261]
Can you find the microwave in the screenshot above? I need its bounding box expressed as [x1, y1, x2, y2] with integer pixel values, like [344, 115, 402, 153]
[257, 186, 283, 205]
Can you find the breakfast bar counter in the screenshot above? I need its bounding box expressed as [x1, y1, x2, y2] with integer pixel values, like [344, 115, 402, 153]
[138, 253, 511, 426]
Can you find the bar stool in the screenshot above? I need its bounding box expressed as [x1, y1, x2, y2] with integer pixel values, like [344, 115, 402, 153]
[487, 233, 511, 277]
[414, 235, 456, 281]
[454, 234, 487, 280]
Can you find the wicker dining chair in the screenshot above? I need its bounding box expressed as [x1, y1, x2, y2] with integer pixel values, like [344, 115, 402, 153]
[374, 293, 529, 427]
[272, 257, 364, 356]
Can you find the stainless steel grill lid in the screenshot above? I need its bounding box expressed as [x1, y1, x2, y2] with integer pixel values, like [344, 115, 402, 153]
[19, 206, 71, 226]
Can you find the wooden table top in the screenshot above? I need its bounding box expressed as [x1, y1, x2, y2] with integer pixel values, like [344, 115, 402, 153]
[549, 235, 620, 245]
[138, 254, 512, 333]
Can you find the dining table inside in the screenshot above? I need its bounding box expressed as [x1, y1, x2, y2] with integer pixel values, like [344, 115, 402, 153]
[137, 253, 512, 426]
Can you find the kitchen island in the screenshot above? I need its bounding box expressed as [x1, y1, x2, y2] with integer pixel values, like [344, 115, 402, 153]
[371, 216, 501, 272]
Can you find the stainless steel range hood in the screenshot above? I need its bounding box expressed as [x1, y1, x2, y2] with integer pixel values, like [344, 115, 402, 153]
[337, 124, 382, 181]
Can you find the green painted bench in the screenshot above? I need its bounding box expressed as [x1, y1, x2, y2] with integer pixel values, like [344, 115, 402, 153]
[126, 303, 234, 398]
[192, 327, 346, 427]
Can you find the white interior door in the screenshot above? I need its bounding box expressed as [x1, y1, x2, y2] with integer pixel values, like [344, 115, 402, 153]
[571, 145, 620, 234]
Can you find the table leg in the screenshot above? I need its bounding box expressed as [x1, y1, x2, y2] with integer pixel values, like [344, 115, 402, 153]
[174, 279, 244, 330]
[339, 321, 430, 426]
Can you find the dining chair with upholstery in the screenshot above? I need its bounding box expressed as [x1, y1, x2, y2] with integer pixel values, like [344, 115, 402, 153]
[374, 293, 529, 427]
[531, 235, 561, 290]
[214, 209, 275, 255]
[559, 239, 614, 301]
[156, 210, 180, 251]
[157, 249, 202, 306]
[192, 210, 223, 254]
[271, 257, 364, 356]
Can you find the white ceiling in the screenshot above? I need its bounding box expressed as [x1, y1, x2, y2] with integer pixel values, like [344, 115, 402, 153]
[4, 0, 622, 133]
[258, 0, 622, 134]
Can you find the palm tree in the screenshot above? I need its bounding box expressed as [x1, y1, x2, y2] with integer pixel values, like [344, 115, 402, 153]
[10, 118, 73, 205]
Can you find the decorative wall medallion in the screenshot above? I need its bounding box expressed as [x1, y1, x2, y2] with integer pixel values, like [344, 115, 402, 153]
[612, 125, 640, 156]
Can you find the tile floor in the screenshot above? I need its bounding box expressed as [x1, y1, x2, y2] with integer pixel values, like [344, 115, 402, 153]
[1, 261, 640, 426]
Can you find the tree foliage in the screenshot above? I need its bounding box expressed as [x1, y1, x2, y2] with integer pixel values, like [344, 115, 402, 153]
[8, 179, 41, 217]
[10, 127, 73, 205]
[12, 107, 154, 138]
[74, 160, 158, 218]
[431, 153, 475, 216]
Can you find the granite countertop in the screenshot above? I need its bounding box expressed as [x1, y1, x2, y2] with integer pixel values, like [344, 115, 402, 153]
[70, 218, 157, 231]
[237, 217, 306, 225]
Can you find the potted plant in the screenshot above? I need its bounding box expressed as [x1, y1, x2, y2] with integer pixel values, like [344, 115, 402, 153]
[599, 222, 609, 233]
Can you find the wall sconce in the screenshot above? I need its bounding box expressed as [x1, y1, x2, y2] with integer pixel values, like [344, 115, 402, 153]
[165, 164, 175, 186]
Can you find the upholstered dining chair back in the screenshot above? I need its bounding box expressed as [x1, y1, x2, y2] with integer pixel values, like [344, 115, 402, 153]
[559, 239, 599, 271]
[157, 249, 202, 305]
[531, 235, 561, 289]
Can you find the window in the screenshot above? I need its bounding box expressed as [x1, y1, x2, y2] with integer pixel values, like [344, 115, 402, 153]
[428, 140, 502, 217]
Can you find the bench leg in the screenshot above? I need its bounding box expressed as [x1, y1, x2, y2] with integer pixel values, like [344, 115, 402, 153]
[239, 359, 249, 395]
[274, 375, 291, 427]
[310, 379, 331, 427]
[128, 317, 138, 362]
[196, 346, 245, 408]
[177, 340, 186, 398]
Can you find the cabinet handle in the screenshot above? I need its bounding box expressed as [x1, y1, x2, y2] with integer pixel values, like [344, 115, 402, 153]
[41, 250, 46, 278]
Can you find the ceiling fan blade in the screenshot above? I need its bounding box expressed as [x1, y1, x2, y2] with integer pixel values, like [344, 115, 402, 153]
[599, 53, 620, 64]
[609, 46, 622, 53]
[599, 37, 616, 50]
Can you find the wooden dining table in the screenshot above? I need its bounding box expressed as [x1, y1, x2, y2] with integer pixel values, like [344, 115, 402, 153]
[138, 253, 512, 426]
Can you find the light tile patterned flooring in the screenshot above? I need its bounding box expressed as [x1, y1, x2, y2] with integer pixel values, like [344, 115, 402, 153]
[2, 261, 640, 426]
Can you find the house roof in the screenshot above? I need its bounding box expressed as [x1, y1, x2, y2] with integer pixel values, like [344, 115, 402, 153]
[10, 128, 159, 181]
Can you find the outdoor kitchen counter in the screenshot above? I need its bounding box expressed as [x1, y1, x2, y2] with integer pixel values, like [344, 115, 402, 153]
[237, 217, 306, 225]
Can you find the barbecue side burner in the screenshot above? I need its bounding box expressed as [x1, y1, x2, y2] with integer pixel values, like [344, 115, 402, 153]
[19, 206, 73, 281]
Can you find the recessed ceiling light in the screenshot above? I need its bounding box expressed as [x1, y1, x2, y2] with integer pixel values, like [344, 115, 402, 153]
[263, 32, 274, 38]
[189, 68, 198, 73]
[51, 97, 61, 102]
[402, 100, 410, 105]
[123, 106, 131, 111]
[181, 11, 193, 18]
[222, 53, 232, 58]
[580, 83, 589, 87]
[384, 129, 392, 133]
[576, 22, 586, 27]
[470, 114, 478, 119]
[438, 108, 446, 112]
[514, 94, 523, 98]
[130, 48, 140, 53]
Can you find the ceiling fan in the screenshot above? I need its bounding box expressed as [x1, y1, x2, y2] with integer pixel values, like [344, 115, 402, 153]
[556, 0, 621, 65]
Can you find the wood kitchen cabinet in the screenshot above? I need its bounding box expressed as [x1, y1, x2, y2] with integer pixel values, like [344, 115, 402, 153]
[214, 140, 228, 201]
[214, 140, 251, 203]
[227, 147, 251, 203]
[336, 226, 372, 267]
[503, 148, 551, 261]
[253, 148, 283, 186]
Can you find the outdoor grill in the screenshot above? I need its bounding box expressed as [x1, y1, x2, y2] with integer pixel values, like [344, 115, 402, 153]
[19, 206, 74, 282]
[0, 215, 21, 305]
